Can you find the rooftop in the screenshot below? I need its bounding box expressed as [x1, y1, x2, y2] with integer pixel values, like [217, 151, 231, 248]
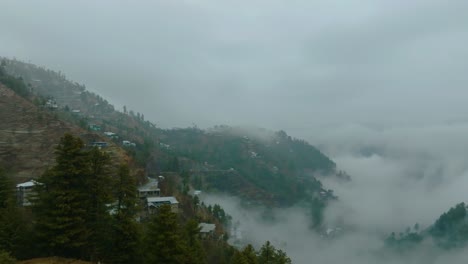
[17, 180, 39, 188]
[138, 177, 159, 191]
[199, 223, 216, 233]
[147, 196, 179, 204]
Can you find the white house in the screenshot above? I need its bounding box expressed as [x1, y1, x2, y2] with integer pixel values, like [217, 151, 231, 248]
[147, 196, 179, 214]
[138, 178, 160, 199]
[122, 140, 136, 147]
[16, 180, 39, 206]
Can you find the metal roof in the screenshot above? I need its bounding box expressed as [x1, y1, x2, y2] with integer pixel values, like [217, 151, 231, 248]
[147, 196, 179, 204]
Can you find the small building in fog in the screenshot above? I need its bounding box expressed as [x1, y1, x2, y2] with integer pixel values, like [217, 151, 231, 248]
[147, 196, 179, 214]
[16, 180, 39, 206]
[138, 178, 160, 199]
[199, 223, 216, 239]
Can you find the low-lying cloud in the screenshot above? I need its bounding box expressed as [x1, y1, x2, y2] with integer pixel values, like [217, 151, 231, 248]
[204, 122, 468, 263]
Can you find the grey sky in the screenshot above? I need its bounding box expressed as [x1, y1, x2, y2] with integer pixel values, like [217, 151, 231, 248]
[1, 0, 468, 132]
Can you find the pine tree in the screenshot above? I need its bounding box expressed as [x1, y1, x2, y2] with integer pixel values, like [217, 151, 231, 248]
[0, 168, 17, 253]
[274, 250, 291, 264]
[85, 147, 113, 261]
[33, 134, 113, 260]
[144, 204, 185, 264]
[34, 134, 90, 258]
[107, 164, 142, 264]
[258, 241, 276, 264]
[114, 164, 138, 217]
[183, 219, 206, 264]
[0, 167, 13, 209]
[241, 244, 258, 264]
[257, 241, 291, 264]
[0, 167, 34, 259]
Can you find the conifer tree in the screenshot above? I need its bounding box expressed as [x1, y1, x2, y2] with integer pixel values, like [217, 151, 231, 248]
[34, 134, 90, 258]
[231, 250, 249, 264]
[0, 168, 17, 253]
[241, 244, 258, 264]
[183, 219, 206, 264]
[273, 250, 292, 264]
[85, 147, 113, 261]
[144, 204, 185, 264]
[107, 164, 141, 264]
[258, 241, 276, 263]
[33, 134, 113, 260]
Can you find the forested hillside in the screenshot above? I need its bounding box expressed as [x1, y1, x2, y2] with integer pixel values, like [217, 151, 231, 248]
[1, 58, 343, 222]
[1, 57, 339, 262]
[385, 203, 468, 255]
[0, 62, 128, 182]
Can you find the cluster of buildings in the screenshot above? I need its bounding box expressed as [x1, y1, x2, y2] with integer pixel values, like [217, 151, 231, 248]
[137, 177, 179, 215]
[16, 177, 177, 216]
[16, 175, 216, 238]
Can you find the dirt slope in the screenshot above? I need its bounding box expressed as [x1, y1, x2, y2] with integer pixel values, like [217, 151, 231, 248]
[0, 84, 125, 182]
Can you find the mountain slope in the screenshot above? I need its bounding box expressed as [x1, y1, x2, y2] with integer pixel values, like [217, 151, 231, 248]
[1, 58, 343, 216]
[0, 66, 128, 182]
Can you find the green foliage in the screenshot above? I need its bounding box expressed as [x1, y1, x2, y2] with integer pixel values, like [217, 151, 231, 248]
[143, 205, 212, 264]
[183, 219, 206, 264]
[310, 198, 326, 228]
[384, 231, 423, 253]
[235, 244, 258, 264]
[0, 66, 30, 98]
[162, 127, 333, 210]
[258, 241, 276, 263]
[211, 204, 232, 226]
[0, 168, 13, 209]
[232, 242, 291, 264]
[33, 134, 113, 260]
[0, 170, 18, 253]
[107, 164, 142, 264]
[258, 241, 291, 264]
[0, 168, 35, 260]
[0, 251, 16, 264]
[386, 203, 468, 253]
[144, 204, 186, 264]
[107, 216, 141, 264]
[114, 164, 138, 217]
[430, 202, 468, 249]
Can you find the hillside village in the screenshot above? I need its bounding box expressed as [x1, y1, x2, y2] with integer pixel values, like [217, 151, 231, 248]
[0, 58, 298, 263]
[16, 175, 217, 238]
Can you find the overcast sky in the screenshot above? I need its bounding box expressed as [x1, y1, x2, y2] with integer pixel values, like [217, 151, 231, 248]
[1, 0, 468, 133]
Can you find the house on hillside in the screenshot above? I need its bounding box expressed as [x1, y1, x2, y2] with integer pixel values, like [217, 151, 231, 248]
[138, 178, 160, 199]
[88, 124, 101, 131]
[90, 141, 108, 148]
[16, 180, 39, 206]
[104, 131, 118, 139]
[45, 99, 58, 110]
[199, 223, 216, 239]
[122, 140, 136, 147]
[147, 196, 179, 214]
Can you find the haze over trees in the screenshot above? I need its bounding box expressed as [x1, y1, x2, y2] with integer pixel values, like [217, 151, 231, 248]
[0, 131, 292, 263]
